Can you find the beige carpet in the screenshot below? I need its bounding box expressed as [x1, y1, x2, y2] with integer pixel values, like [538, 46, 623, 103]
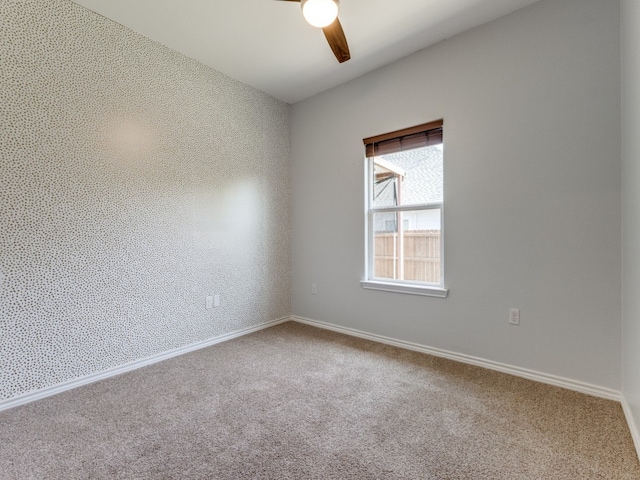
[0, 321, 638, 479]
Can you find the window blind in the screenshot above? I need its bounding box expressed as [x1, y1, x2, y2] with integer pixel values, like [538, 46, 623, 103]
[364, 119, 443, 157]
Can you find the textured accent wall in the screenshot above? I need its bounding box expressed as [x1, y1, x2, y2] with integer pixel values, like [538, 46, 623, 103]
[0, 0, 291, 401]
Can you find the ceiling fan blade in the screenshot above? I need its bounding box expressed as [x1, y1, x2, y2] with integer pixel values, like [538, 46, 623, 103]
[322, 17, 350, 63]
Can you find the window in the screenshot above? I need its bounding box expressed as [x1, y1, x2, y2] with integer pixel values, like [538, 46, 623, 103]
[361, 120, 448, 298]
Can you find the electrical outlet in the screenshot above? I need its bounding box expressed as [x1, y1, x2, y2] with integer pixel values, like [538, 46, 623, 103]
[311, 284, 317, 295]
[206, 296, 213, 309]
[509, 308, 520, 325]
[214, 294, 220, 307]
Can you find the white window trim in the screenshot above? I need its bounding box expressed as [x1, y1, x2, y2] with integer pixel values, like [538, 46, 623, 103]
[363, 154, 448, 298]
[360, 280, 449, 298]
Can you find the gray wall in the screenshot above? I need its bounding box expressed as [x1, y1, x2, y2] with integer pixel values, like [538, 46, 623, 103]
[291, 0, 622, 389]
[0, 0, 290, 401]
[622, 0, 640, 448]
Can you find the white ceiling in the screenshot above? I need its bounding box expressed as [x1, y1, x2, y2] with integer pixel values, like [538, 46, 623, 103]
[71, 0, 540, 104]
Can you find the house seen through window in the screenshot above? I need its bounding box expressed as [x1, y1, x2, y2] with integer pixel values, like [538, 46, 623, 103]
[362, 120, 446, 297]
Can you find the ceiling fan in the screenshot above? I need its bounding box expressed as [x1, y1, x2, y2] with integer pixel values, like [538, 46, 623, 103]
[276, 0, 351, 63]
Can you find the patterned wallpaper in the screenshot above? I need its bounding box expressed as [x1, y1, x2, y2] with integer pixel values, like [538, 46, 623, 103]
[0, 0, 291, 401]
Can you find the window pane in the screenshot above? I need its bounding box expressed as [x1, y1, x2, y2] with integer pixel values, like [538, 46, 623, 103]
[373, 209, 441, 284]
[372, 144, 443, 208]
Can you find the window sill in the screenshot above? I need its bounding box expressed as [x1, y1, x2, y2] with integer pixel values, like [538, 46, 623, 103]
[360, 280, 449, 298]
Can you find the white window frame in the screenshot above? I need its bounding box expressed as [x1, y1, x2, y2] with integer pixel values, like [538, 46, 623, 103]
[361, 122, 448, 298]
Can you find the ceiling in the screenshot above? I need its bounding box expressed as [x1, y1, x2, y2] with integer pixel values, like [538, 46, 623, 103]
[70, 0, 540, 104]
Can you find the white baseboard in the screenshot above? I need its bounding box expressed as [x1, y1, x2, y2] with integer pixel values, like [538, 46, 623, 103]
[2, 313, 630, 441]
[622, 397, 640, 462]
[0, 316, 290, 413]
[290, 315, 622, 402]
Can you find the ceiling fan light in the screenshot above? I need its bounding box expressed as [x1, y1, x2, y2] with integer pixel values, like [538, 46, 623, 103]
[301, 0, 339, 28]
